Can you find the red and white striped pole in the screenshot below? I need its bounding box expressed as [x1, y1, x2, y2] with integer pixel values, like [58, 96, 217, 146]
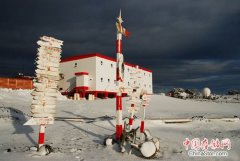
[116, 91, 123, 141]
[128, 104, 134, 130]
[140, 104, 146, 140]
[116, 28, 123, 141]
[38, 124, 45, 149]
[140, 94, 150, 140]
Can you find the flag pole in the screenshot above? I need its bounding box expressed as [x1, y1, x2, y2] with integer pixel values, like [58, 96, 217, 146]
[116, 11, 123, 141]
[115, 9, 130, 142]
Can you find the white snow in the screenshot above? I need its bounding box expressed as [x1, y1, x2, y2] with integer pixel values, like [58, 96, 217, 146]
[0, 88, 239, 161]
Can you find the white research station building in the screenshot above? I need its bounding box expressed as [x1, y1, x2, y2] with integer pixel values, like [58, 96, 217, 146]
[59, 53, 153, 99]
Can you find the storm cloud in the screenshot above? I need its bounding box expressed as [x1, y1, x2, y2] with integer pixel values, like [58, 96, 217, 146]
[0, 0, 240, 93]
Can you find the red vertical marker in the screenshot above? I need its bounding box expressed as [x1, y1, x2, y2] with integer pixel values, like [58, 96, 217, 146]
[128, 104, 134, 130]
[115, 10, 130, 141]
[140, 95, 150, 140]
[38, 124, 45, 148]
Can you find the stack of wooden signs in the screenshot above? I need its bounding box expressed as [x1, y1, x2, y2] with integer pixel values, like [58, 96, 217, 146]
[25, 36, 63, 125]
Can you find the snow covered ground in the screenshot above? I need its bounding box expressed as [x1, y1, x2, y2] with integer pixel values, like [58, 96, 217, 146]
[0, 88, 239, 161]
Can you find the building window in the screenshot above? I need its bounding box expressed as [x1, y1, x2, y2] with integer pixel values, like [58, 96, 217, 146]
[128, 68, 130, 72]
[101, 61, 103, 65]
[144, 73, 145, 76]
[149, 74, 151, 77]
[128, 82, 130, 86]
[144, 84, 146, 87]
[111, 64, 113, 68]
[74, 63, 77, 67]
[108, 79, 110, 83]
[149, 85, 151, 88]
[101, 78, 103, 82]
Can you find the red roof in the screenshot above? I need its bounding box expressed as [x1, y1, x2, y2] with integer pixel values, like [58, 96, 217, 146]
[61, 53, 152, 73]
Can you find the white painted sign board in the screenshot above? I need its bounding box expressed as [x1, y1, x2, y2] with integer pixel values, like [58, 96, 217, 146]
[24, 117, 54, 125]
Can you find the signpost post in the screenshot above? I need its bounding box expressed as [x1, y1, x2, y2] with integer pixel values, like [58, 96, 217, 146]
[140, 94, 151, 140]
[126, 66, 142, 131]
[24, 36, 63, 149]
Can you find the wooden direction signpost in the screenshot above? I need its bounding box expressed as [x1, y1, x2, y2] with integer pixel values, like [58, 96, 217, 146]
[126, 66, 142, 131]
[24, 36, 63, 149]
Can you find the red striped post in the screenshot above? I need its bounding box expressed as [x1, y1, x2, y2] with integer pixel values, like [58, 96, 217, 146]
[38, 124, 45, 149]
[116, 92, 122, 140]
[140, 105, 146, 140]
[116, 30, 123, 141]
[140, 120, 145, 133]
[128, 104, 134, 130]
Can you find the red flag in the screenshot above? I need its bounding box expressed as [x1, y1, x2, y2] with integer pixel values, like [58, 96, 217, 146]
[124, 28, 130, 37]
[116, 22, 130, 38]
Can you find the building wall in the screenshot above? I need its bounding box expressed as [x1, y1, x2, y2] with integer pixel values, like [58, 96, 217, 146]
[94, 56, 153, 94]
[95, 57, 116, 92]
[76, 74, 89, 88]
[138, 68, 153, 94]
[59, 57, 96, 92]
[59, 54, 153, 95]
[124, 64, 153, 94]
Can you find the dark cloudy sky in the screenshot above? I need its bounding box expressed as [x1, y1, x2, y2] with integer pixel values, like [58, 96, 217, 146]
[1, 0, 240, 94]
